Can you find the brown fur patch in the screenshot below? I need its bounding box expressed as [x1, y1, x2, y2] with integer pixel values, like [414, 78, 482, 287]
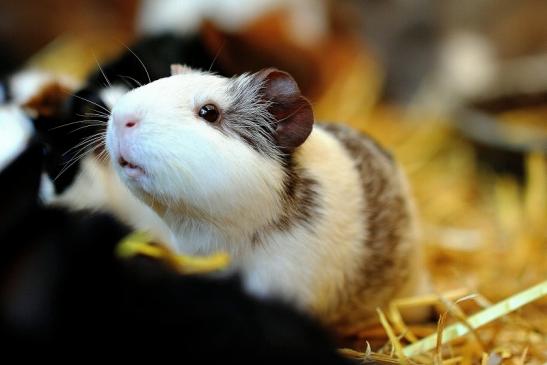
[253, 155, 321, 245]
[276, 155, 321, 230]
[320, 123, 394, 163]
[320, 123, 415, 327]
[22, 82, 70, 118]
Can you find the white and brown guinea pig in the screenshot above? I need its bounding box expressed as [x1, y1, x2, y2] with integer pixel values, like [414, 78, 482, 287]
[105, 64, 430, 331]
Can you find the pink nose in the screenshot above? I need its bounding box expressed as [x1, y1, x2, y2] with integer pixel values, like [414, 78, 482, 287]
[113, 113, 140, 135]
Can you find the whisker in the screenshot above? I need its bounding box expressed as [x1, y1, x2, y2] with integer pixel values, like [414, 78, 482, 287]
[96, 149, 110, 164]
[94, 53, 112, 88]
[66, 92, 110, 114]
[55, 142, 104, 181]
[56, 133, 106, 179]
[208, 41, 225, 72]
[78, 111, 109, 119]
[117, 74, 142, 88]
[49, 119, 106, 131]
[65, 137, 105, 157]
[66, 130, 106, 152]
[67, 138, 105, 167]
[87, 106, 111, 117]
[69, 123, 107, 134]
[118, 78, 134, 90]
[118, 41, 151, 84]
[75, 116, 108, 123]
[62, 133, 106, 157]
[73, 138, 104, 158]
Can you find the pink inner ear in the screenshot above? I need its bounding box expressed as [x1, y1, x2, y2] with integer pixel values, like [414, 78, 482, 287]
[170, 64, 192, 76]
[257, 69, 315, 153]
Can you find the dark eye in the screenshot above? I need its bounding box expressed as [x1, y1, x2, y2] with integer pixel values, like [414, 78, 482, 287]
[198, 104, 220, 123]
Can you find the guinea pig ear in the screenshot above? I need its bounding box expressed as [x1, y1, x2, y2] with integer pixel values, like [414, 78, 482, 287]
[255, 68, 314, 153]
[170, 64, 193, 76]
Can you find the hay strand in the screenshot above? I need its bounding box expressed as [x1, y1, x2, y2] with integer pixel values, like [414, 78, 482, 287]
[402, 280, 547, 357]
[116, 231, 230, 274]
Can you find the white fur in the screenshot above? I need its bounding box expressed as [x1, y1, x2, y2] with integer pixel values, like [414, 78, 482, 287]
[99, 85, 129, 110]
[137, 0, 288, 33]
[8, 69, 80, 105]
[137, 0, 328, 45]
[240, 127, 367, 315]
[49, 157, 174, 245]
[0, 105, 33, 171]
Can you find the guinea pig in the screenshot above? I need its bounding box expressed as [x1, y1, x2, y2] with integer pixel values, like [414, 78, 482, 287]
[7, 69, 172, 244]
[105, 64, 430, 331]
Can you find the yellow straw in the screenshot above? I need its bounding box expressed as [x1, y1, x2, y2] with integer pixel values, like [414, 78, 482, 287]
[403, 280, 547, 357]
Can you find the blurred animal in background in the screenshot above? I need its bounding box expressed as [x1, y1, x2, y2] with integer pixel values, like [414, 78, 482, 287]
[137, 0, 329, 48]
[0, 67, 172, 244]
[337, 0, 441, 104]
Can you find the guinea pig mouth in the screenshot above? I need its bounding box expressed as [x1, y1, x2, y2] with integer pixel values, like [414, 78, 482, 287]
[118, 156, 145, 177]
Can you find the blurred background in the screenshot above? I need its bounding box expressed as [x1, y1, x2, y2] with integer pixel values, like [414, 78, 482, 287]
[0, 0, 545, 362]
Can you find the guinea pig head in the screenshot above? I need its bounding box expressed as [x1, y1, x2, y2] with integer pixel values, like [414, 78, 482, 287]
[106, 65, 314, 219]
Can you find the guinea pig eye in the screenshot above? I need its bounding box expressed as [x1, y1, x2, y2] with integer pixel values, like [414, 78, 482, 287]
[198, 104, 220, 123]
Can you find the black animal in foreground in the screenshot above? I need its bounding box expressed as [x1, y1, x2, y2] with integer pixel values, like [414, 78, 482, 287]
[0, 132, 351, 364]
